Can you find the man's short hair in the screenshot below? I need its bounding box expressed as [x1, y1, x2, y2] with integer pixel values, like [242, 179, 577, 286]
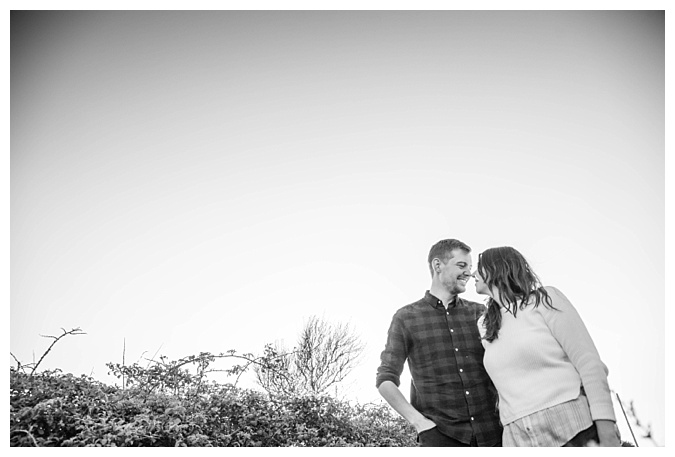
[428, 239, 471, 275]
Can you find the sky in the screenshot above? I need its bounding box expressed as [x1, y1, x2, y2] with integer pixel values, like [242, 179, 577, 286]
[9, 6, 667, 446]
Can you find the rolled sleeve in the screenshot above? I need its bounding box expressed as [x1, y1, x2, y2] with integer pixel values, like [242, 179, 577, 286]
[375, 313, 408, 389]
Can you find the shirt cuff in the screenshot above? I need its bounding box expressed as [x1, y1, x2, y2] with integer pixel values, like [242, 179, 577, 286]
[375, 374, 401, 389]
[589, 402, 617, 422]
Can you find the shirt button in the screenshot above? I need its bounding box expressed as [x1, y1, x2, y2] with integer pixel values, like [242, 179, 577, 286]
[455, 348, 459, 351]
[446, 311, 449, 315]
[459, 368, 463, 372]
[450, 329, 454, 332]
[471, 417, 474, 421]
[465, 391, 470, 395]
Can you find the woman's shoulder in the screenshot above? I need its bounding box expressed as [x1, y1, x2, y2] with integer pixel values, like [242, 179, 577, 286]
[536, 285, 575, 312]
[542, 285, 569, 302]
[521, 285, 561, 304]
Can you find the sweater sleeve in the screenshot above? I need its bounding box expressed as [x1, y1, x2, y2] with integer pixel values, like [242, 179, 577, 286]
[538, 286, 617, 422]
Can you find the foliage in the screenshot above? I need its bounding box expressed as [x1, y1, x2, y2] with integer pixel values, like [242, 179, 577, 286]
[9, 366, 416, 447]
[9, 324, 645, 447]
[255, 315, 364, 397]
[10, 324, 413, 447]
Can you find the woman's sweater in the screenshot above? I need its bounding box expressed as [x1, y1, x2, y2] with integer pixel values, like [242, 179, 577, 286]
[478, 286, 616, 426]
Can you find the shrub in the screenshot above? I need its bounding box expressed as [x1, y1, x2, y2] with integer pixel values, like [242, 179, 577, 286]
[10, 368, 416, 447]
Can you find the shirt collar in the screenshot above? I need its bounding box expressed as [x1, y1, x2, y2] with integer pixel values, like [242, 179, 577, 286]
[424, 290, 460, 310]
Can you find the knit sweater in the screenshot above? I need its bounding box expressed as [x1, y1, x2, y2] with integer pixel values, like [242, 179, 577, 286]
[478, 286, 616, 426]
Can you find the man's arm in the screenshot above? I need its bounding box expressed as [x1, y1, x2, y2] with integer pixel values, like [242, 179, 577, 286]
[378, 380, 436, 434]
[376, 311, 436, 434]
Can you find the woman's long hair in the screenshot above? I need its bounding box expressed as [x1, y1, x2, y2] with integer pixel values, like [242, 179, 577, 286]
[478, 247, 555, 342]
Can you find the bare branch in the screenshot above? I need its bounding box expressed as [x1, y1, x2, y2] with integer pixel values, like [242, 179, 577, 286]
[30, 328, 86, 375]
[255, 316, 364, 397]
[10, 352, 22, 371]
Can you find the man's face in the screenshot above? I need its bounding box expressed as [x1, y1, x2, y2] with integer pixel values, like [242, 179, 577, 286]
[437, 249, 473, 295]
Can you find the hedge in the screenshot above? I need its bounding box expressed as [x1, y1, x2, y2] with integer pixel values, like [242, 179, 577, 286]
[10, 368, 416, 447]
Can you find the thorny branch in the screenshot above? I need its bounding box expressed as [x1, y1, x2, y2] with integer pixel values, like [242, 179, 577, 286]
[11, 327, 86, 376]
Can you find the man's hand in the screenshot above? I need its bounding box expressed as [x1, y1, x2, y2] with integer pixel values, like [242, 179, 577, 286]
[378, 381, 438, 435]
[413, 417, 437, 435]
[595, 420, 621, 447]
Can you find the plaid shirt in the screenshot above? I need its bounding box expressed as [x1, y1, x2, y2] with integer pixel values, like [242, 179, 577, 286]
[376, 291, 503, 446]
[503, 391, 594, 446]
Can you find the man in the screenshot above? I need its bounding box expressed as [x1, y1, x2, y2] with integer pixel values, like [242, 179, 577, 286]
[376, 239, 502, 447]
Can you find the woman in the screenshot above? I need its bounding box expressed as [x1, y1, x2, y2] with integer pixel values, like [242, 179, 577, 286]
[473, 246, 620, 447]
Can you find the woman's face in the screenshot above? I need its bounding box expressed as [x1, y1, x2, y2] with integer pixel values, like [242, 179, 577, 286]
[473, 268, 491, 296]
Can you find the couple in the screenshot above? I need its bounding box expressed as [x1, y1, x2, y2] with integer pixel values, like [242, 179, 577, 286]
[376, 239, 621, 447]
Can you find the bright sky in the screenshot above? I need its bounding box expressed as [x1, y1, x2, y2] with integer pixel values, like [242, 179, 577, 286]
[9, 4, 668, 446]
